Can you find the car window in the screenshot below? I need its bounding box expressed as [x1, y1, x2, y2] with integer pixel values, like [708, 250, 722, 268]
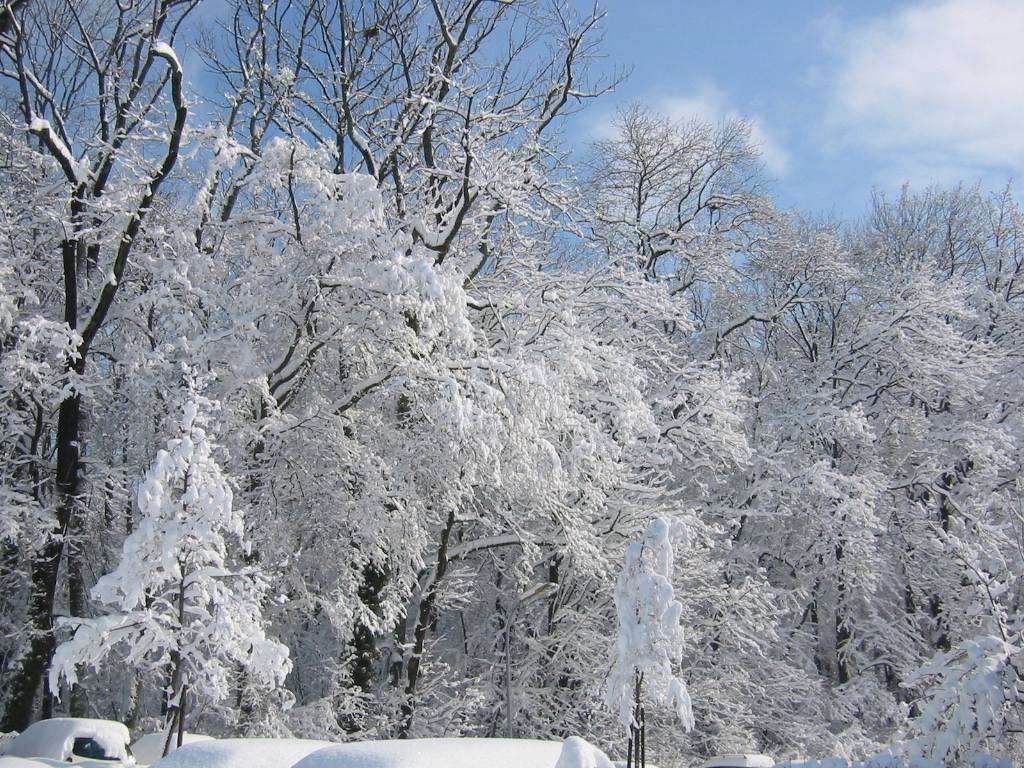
[71, 738, 115, 761]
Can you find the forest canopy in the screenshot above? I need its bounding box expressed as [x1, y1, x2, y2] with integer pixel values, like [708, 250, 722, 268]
[0, 1, 1021, 766]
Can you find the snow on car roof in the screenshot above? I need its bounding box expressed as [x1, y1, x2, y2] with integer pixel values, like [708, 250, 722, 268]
[290, 736, 612, 768]
[146, 735, 614, 768]
[0, 718, 132, 763]
[699, 756, 775, 768]
[0, 758, 65, 768]
[0, 758, 124, 768]
[148, 738, 333, 768]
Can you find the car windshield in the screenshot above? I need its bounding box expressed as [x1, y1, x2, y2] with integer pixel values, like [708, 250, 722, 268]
[72, 737, 117, 761]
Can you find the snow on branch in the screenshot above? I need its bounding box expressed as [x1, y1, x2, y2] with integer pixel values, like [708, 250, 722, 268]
[151, 41, 181, 73]
[28, 117, 81, 184]
[605, 516, 694, 732]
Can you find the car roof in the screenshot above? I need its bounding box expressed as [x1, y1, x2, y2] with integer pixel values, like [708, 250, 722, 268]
[699, 755, 775, 768]
[291, 738, 567, 768]
[147, 739, 334, 768]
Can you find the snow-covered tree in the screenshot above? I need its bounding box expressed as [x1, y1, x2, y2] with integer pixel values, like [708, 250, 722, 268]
[1, 0, 1023, 761]
[584, 102, 773, 293]
[606, 516, 694, 766]
[899, 635, 1022, 764]
[50, 396, 290, 725]
[0, 0, 196, 727]
[700, 190, 1022, 758]
[202, 0, 617, 269]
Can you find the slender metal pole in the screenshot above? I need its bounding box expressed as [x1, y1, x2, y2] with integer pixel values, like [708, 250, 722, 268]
[505, 605, 515, 738]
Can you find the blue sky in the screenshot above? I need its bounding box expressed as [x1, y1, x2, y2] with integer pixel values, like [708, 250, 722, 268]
[566, 0, 1024, 221]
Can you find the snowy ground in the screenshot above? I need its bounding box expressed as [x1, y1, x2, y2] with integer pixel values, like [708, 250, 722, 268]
[0, 725, 1014, 768]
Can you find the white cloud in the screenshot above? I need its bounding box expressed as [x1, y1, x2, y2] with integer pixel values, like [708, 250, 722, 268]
[829, 0, 1024, 181]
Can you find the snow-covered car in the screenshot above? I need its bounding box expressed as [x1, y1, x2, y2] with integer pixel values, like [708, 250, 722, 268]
[0, 718, 134, 764]
[0, 758, 75, 768]
[698, 756, 774, 768]
[290, 736, 613, 768]
[149, 736, 612, 768]
[146, 738, 333, 768]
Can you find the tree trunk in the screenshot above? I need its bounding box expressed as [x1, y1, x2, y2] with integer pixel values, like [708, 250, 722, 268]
[0, 539, 61, 729]
[398, 509, 455, 737]
[0, 384, 81, 731]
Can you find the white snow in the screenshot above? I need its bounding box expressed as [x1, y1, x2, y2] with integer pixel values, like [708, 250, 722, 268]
[0, 718, 132, 763]
[776, 757, 1010, 768]
[606, 517, 693, 731]
[141, 737, 616, 768]
[292, 738, 560, 768]
[131, 733, 214, 766]
[0, 758, 73, 768]
[289, 737, 610, 768]
[26, 118, 82, 181]
[699, 756, 775, 768]
[554, 737, 615, 768]
[0, 759, 124, 768]
[149, 739, 332, 768]
[151, 42, 181, 72]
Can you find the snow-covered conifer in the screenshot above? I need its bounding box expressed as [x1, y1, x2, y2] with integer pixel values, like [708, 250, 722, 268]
[50, 395, 290, 716]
